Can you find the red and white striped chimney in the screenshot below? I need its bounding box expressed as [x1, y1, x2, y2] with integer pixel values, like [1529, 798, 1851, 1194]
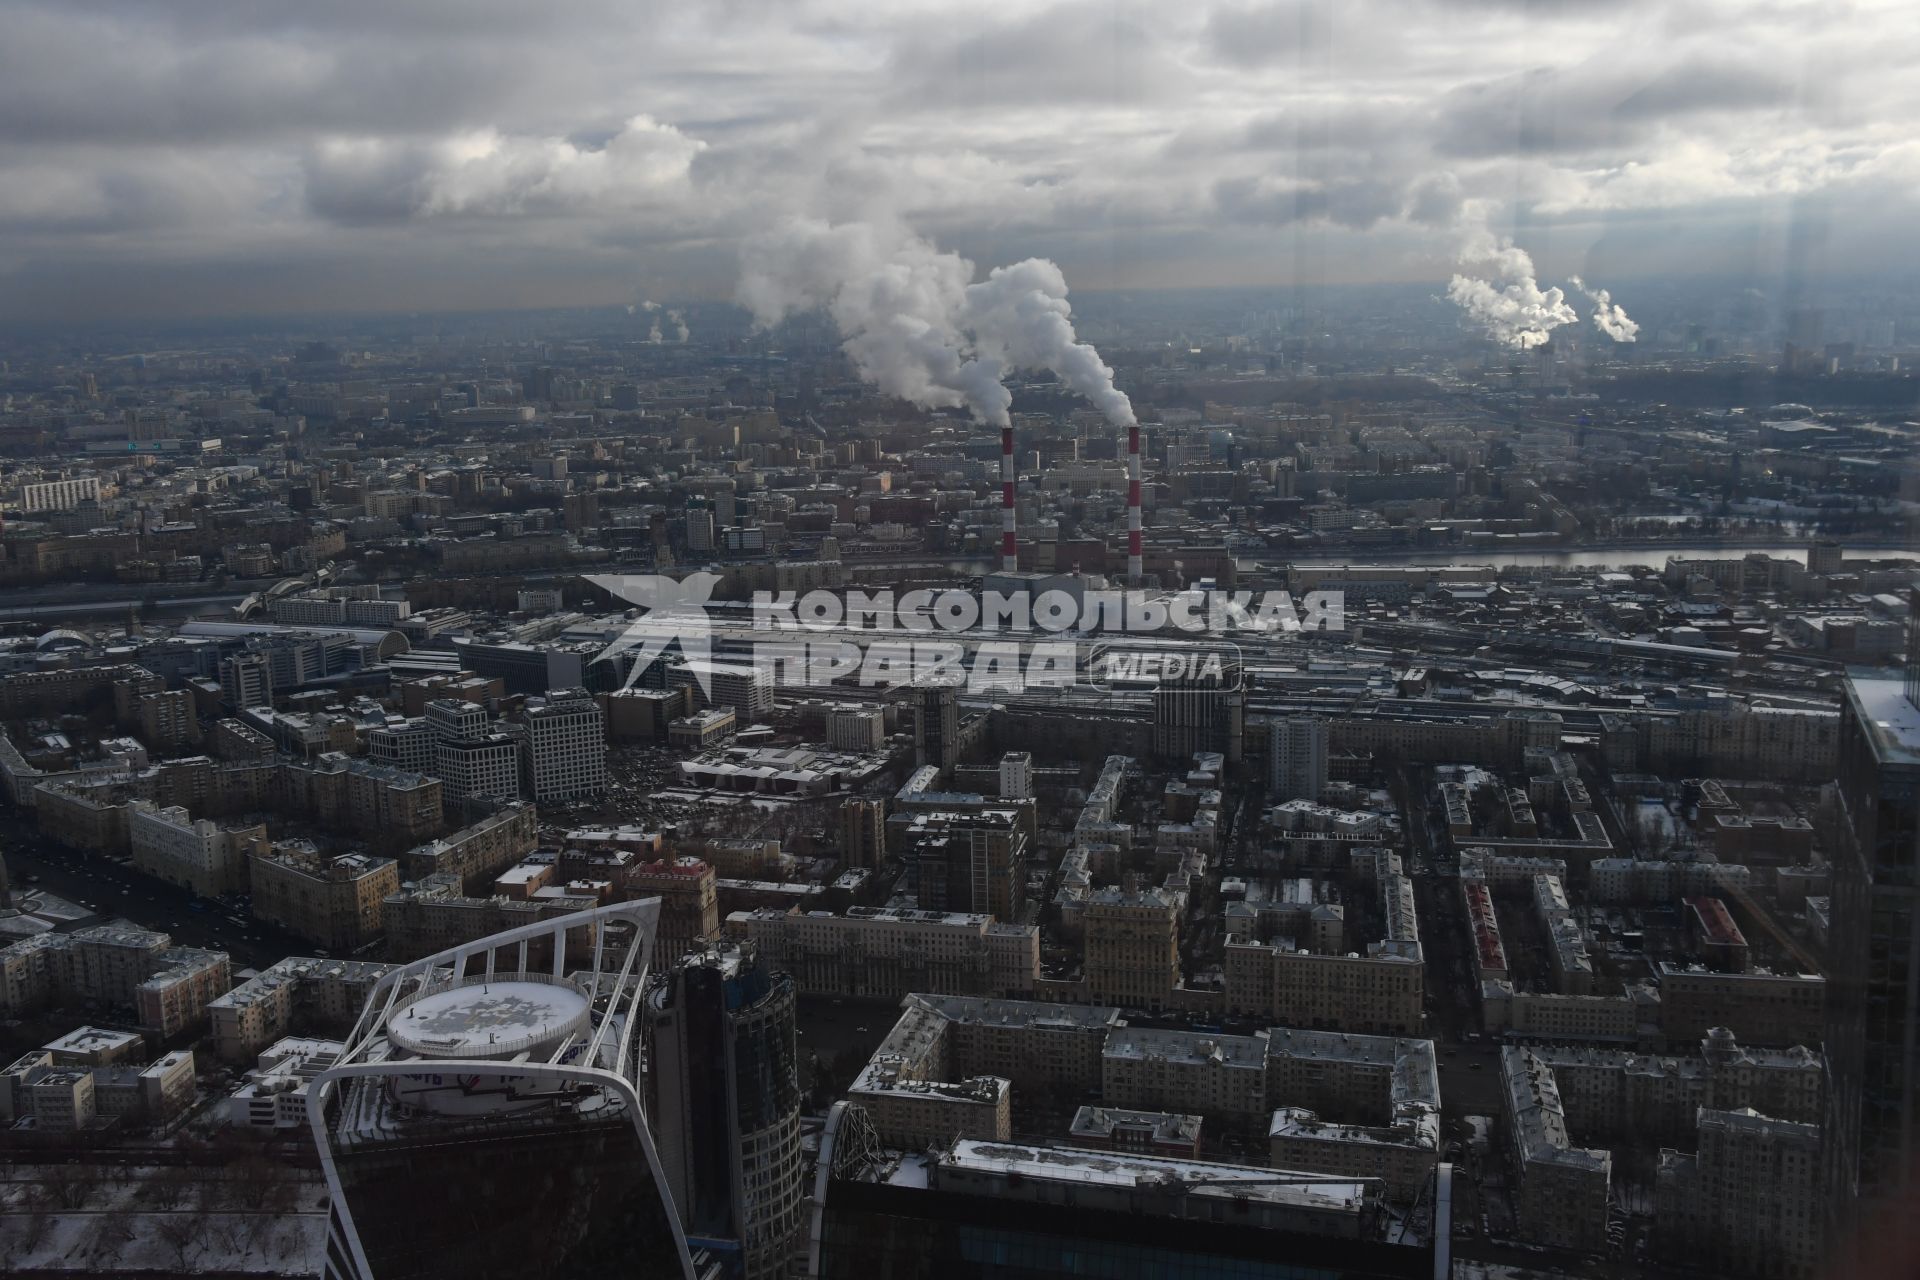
[1126, 423, 1143, 583]
[1001, 425, 1018, 575]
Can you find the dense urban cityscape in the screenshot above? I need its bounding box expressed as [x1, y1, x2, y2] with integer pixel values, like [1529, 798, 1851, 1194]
[0, 2, 1916, 1279]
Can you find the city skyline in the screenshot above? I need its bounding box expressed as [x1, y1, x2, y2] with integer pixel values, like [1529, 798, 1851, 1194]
[0, 4, 1915, 1278]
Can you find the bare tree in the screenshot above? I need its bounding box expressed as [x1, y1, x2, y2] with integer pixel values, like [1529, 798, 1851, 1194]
[42, 1161, 97, 1211]
[155, 1212, 205, 1271]
[17, 1207, 56, 1254]
[89, 1210, 135, 1267]
[143, 1163, 196, 1210]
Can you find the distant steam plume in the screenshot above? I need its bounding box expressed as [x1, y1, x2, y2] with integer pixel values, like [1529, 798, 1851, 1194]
[1568, 275, 1639, 342]
[737, 219, 1132, 428]
[1446, 215, 1576, 350]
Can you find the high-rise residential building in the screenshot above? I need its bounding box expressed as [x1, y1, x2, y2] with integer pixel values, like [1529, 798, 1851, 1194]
[522, 687, 606, 802]
[839, 797, 887, 869]
[1270, 714, 1329, 802]
[135, 689, 200, 750]
[908, 808, 1027, 921]
[308, 902, 695, 1280]
[1082, 886, 1181, 1009]
[1807, 537, 1844, 578]
[998, 750, 1032, 800]
[1151, 649, 1244, 763]
[915, 682, 959, 770]
[687, 505, 716, 553]
[628, 857, 721, 967]
[1658, 1108, 1824, 1280]
[646, 943, 804, 1280]
[1826, 667, 1920, 1243]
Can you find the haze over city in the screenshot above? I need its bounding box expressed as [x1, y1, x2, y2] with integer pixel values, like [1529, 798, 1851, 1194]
[0, 4, 1917, 1280]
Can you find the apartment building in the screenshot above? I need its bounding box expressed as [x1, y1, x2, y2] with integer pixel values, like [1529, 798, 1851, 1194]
[627, 857, 721, 967]
[249, 843, 399, 953]
[1252, 1029, 1440, 1202]
[0, 925, 230, 1038]
[21, 474, 101, 512]
[1224, 940, 1424, 1035]
[1656, 1108, 1824, 1280]
[135, 688, 201, 750]
[906, 807, 1028, 922]
[380, 873, 592, 962]
[1102, 1028, 1270, 1123]
[207, 956, 395, 1063]
[732, 906, 1041, 1001]
[401, 801, 538, 892]
[1083, 886, 1181, 1009]
[1527, 1030, 1822, 1143]
[1502, 1046, 1612, 1252]
[128, 801, 260, 896]
[1657, 962, 1825, 1047]
[848, 995, 1118, 1149]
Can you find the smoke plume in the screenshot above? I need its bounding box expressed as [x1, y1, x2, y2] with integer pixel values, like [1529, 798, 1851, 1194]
[1568, 275, 1639, 342]
[1446, 216, 1576, 350]
[737, 219, 1132, 428]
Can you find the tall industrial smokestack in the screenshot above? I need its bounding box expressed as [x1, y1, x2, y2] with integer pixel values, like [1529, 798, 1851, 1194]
[1127, 424, 1143, 584]
[1001, 425, 1018, 575]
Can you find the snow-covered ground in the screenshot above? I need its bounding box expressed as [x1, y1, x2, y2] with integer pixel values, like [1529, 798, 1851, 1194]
[0, 1160, 326, 1275]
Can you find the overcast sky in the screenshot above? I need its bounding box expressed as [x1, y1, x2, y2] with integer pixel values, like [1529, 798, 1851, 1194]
[1, 0, 1914, 323]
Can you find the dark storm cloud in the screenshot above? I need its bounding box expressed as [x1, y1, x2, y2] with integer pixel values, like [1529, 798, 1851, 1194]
[1434, 57, 1806, 158]
[0, 7, 539, 145]
[1202, 1, 1337, 69]
[884, 3, 1192, 109]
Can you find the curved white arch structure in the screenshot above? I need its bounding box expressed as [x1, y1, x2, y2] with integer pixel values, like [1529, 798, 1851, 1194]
[308, 900, 695, 1280]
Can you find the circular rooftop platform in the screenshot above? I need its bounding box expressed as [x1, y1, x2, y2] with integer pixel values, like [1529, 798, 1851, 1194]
[387, 979, 590, 1060]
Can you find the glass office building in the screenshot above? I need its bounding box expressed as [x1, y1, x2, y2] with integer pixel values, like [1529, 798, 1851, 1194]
[646, 942, 805, 1280]
[308, 901, 696, 1280]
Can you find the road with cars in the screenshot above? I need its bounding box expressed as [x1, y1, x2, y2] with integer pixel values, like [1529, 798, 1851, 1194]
[0, 814, 312, 971]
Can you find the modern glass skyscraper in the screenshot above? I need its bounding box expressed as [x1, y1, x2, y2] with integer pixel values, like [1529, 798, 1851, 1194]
[646, 941, 805, 1280]
[307, 900, 696, 1280]
[1827, 668, 1920, 1250]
